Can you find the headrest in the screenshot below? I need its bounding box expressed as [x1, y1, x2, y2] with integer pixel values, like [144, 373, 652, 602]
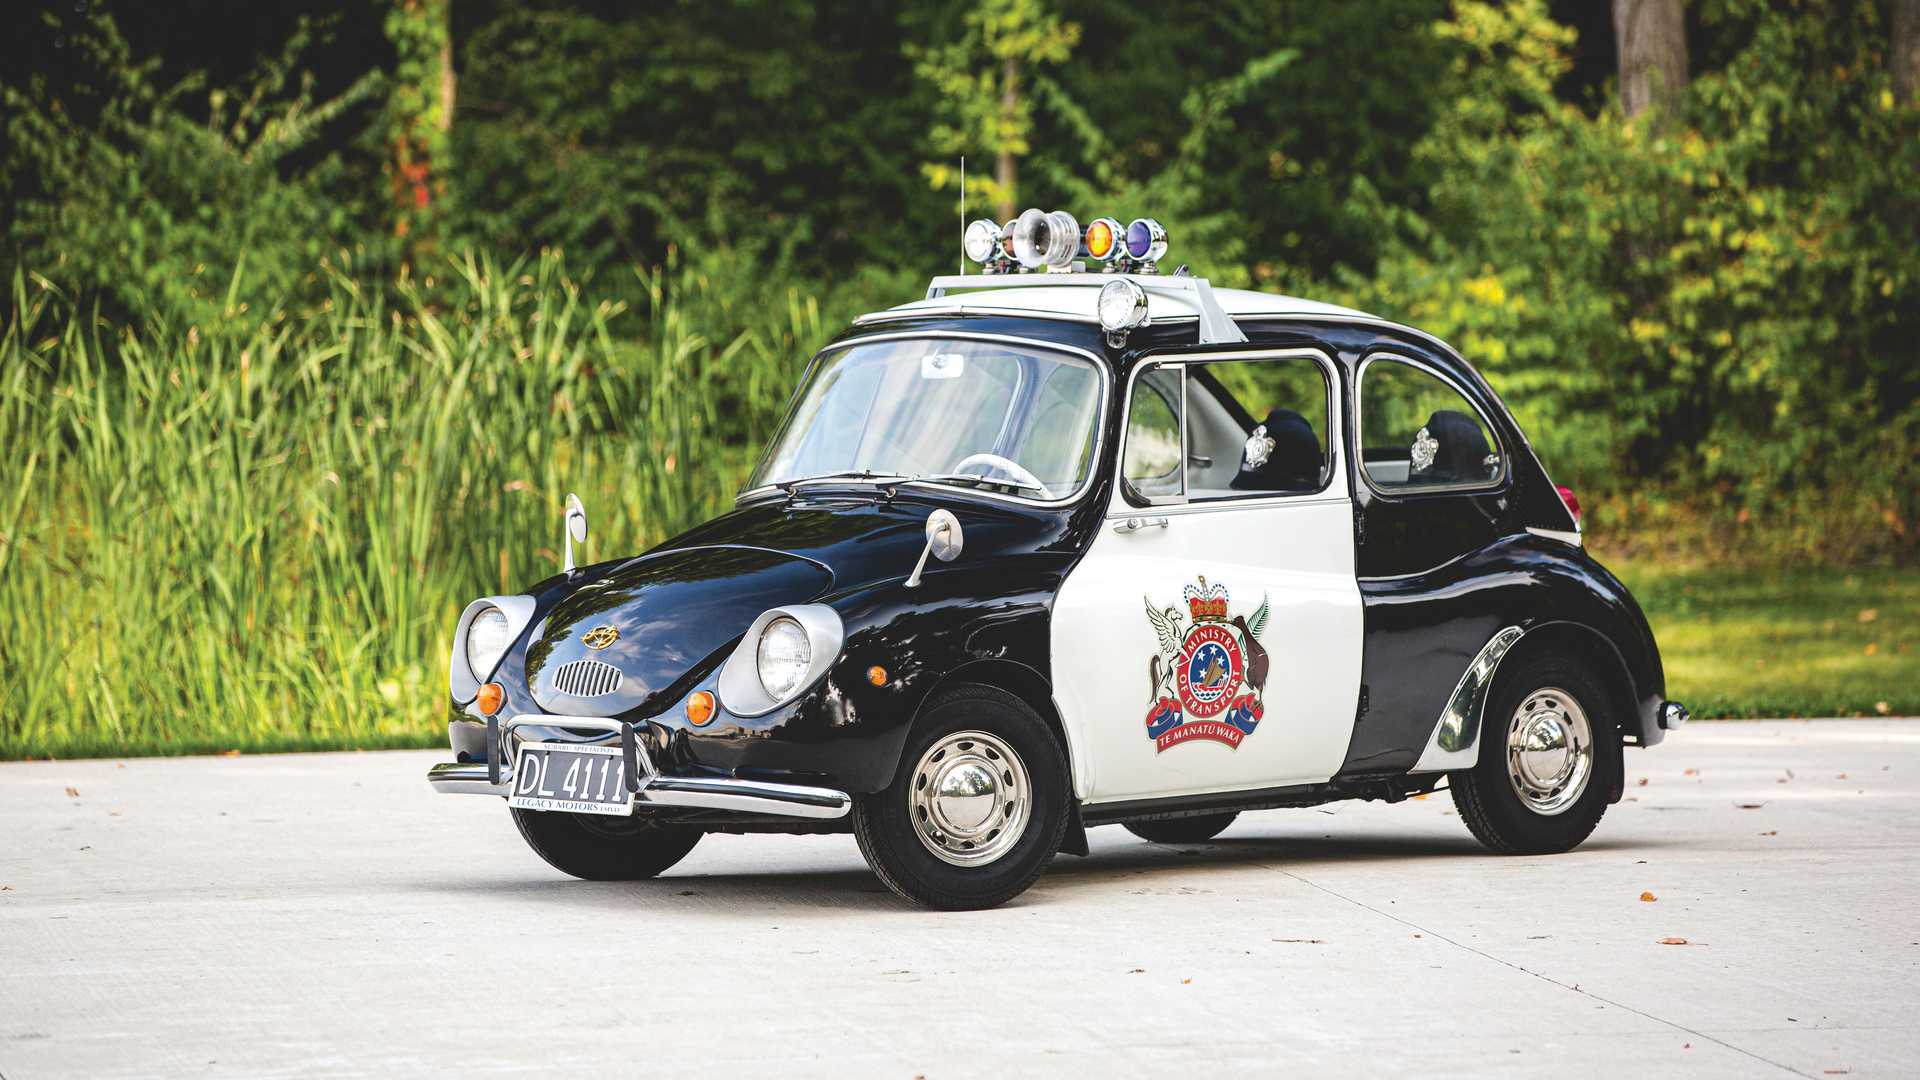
[1409, 409, 1491, 483]
[1231, 408, 1323, 491]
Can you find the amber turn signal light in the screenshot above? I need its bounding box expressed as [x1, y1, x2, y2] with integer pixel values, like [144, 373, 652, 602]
[866, 665, 888, 687]
[475, 682, 505, 716]
[686, 690, 716, 727]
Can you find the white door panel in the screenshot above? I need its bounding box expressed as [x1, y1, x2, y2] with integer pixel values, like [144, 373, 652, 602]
[1050, 349, 1364, 805]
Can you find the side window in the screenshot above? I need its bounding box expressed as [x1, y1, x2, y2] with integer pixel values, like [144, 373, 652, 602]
[1360, 359, 1501, 490]
[1123, 366, 1183, 498]
[1185, 357, 1331, 498]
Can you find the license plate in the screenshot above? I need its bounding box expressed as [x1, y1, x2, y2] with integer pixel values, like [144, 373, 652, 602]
[508, 742, 631, 816]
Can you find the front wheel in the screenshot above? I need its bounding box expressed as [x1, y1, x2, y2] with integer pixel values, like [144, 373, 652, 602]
[853, 684, 1070, 910]
[511, 806, 703, 880]
[1449, 653, 1619, 855]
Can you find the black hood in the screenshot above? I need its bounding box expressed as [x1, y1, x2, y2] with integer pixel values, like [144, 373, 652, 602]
[526, 546, 831, 716]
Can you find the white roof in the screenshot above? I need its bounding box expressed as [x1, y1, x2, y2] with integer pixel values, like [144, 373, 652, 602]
[863, 279, 1376, 326]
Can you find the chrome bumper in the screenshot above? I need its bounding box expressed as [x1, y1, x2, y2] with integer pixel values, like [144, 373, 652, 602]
[426, 761, 851, 820]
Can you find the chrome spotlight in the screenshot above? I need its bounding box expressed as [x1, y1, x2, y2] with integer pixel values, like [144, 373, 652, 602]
[1011, 208, 1082, 270]
[1097, 278, 1150, 346]
[963, 219, 1003, 265]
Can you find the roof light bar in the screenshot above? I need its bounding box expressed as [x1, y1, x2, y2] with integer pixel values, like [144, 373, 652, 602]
[1011, 208, 1081, 271]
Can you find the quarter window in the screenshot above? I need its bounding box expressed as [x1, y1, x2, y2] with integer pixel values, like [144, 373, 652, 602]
[1122, 367, 1184, 498]
[1360, 359, 1501, 490]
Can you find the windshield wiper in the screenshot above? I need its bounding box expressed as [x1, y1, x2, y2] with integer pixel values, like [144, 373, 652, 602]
[914, 472, 1048, 495]
[775, 470, 911, 493]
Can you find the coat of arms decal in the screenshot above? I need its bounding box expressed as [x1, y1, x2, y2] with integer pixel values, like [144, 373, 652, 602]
[1143, 576, 1270, 752]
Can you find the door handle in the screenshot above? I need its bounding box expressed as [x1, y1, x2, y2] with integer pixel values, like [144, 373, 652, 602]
[1113, 516, 1169, 534]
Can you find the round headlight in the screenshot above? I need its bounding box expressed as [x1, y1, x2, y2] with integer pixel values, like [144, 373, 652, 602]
[465, 605, 513, 679]
[1098, 278, 1150, 333]
[756, 617, 812, 699]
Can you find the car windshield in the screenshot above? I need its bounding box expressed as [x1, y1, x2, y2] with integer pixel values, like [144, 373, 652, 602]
[747, 337, 1104, 500]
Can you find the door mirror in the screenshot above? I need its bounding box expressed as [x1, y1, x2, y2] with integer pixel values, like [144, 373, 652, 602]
[563, 493, 588, 571]
[905, 509, 963, 588]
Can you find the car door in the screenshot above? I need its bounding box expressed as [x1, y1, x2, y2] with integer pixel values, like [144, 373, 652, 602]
[1051, 348, 1364, 804]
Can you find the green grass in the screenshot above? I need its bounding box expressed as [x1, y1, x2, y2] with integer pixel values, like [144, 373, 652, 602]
[1604, 556, 1919, 719]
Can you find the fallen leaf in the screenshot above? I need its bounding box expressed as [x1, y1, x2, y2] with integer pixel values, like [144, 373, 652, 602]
[1181, 978, 1192, 985]
[1683, 768, 1698, 776]
[1760, 830, 1778, 836]
[1736, 803, 1765, 809]
[1129, 968, 1144, 974]
[115, 762, 125, 769]
[1836, 773, 1848, 780]
[1272, 938, 1326, 944]
[219, 749, 241, 757]
[1640, 891, 1657, 902]
[64, 786, 79, 798]
[1659, 937, 1690, 945]
[1858, 608, 1879, 623]
[1637, 777, 1649, 786]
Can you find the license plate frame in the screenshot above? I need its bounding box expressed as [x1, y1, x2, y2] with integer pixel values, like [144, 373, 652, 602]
[508, 742, 632, 816]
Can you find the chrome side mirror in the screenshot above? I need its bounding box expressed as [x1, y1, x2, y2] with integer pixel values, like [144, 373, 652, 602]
[563, 492, 588, 571]
[905, 509, 963, 588]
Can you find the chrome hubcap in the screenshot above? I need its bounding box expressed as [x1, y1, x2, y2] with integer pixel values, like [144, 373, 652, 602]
[910, 730, 1030, 867]
[1505, 687, 1592, 816]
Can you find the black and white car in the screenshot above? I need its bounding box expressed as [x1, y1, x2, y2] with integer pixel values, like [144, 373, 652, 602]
[428, 209, 1686, 909]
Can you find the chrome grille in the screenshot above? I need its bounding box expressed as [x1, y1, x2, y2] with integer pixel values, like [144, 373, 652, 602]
[552, 659, 623, 698]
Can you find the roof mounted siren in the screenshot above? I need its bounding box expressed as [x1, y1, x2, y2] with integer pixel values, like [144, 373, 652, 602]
[963, 209, 1170, 275]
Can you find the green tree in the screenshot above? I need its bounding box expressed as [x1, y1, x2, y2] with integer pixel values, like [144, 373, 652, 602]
[385, 0, 454, 259]
[910, 0, 1081, 221]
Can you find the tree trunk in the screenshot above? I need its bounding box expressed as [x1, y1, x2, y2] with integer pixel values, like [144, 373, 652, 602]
[1896, 0, 1920, 104]
[388, 0, 453, 253]
[1612, 0, 1689, 119]
[995, 55, 1018, 222]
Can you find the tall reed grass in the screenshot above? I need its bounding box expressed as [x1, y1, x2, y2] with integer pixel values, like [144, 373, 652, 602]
[0, 251, 837, 758]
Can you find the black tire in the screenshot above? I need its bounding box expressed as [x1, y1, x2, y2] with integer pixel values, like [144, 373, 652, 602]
[511, 806, 703, 881]
[1450, 652, 1620, 855]
[1123, 812, 1239, 844]
[853, 684, 1070, 910]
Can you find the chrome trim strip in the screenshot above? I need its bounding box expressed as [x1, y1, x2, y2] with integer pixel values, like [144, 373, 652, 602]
[429, 761, 510, 796]
[1411, 625, 1527, 772]
[735, 330, 1112, 511]
[1660, 701, 1690, 730]
[641, 777, 852, 819]
[1526, 526, 1583, 547]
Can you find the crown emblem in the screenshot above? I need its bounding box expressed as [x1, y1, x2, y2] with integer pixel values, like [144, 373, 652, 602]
[1183, 575, 1230, 622]
[581, 625, 620, 650]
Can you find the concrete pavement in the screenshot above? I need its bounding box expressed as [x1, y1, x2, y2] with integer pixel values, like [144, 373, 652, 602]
[2, 719, 1917, 1078]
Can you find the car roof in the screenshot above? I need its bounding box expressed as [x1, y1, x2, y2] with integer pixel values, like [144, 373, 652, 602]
[859, 281, 1377, 326]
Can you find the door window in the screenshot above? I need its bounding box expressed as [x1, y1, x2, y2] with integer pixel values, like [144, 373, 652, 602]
[1359, 359, 1502, 490]
[1184, 357, 1331, 499]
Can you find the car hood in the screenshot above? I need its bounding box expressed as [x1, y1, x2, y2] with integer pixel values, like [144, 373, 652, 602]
[523, 490, 1081, 718]
[525, 546, 832, 717]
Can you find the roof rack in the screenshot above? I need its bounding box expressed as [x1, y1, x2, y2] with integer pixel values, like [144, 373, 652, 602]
[923, 273, 1250, 346]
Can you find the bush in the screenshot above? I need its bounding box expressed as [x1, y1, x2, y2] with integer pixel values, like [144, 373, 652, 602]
[1333, 0, 1920, 559]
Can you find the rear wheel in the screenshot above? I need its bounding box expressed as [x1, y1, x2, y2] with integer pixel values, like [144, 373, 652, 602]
[1123, 812, 1239, 844]
[1449, 653, 1619, 855]
[511, 806, 703, 880]
[853, 684, 1070, 910]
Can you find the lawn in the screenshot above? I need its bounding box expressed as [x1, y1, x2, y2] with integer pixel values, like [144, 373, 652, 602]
[1603, 557, 1918, 719]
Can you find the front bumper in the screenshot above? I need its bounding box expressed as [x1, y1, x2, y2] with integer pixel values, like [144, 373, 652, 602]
[428, 714, 851, 821]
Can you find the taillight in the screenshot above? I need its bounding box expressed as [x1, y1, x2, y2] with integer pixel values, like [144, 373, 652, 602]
[1555, 484, 1582, 526]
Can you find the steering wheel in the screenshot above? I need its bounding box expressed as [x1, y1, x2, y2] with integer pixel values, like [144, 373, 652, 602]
[950, 453, 1055, 499]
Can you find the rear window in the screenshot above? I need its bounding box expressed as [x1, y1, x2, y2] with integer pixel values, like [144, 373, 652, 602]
[1359, 359, 1501, 490]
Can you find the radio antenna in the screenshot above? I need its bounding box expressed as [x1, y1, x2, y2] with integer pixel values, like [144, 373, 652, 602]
[959, 155, 966, 275]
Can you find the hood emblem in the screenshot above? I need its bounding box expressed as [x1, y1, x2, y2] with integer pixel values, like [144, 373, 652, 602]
[581, 625, 620, 650]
